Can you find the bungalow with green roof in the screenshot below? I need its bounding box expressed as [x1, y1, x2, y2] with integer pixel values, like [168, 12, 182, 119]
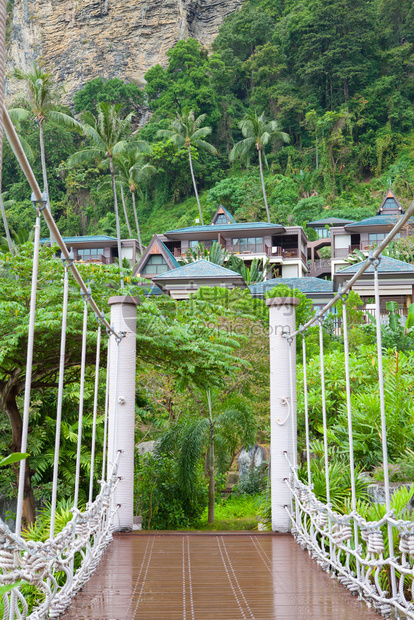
[334, 256, 414, 314]
[40, 235, 141, 267]
[152, 259, 246, 300]
[133, 205, 309, 281]
[330, 189, 413, 276]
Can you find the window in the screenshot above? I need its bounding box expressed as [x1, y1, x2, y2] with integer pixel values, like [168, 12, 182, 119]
[369, 232, 400, 243]
[315, 227, 330, 238]
[383, 198, 397, 210]
[78, 248, 104, 259]
[232, 237, 263, 252]
[215, 214, 228, 224]
[142, 254, 169, 274]
[189, 240, 212, 249]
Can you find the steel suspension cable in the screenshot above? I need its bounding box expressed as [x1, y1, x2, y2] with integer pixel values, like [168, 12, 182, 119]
[102, 334, 111, 482]
[318, 319, 330, 506]
[287, 200, 414, 340]
[301, 331, 311, 487]
[340, 291, 360, 580]
[15, 205, 43, 536]
[74, 294, 90, 509]
[50, 259, 72, 538]
[373, 258, 397, 599]
[2, 107, 120, 340]
[287, 341, 297, 470]
[88, 318, 102, 504]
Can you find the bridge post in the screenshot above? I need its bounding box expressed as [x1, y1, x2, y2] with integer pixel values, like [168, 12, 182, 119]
[107, 295, 139, 531]
[265, 297, 299, 533]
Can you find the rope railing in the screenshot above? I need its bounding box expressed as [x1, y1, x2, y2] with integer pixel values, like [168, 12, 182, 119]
[283, 205, 414, 618]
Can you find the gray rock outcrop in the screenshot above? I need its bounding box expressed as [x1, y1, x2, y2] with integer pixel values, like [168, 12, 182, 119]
[6, 0, 244, 104]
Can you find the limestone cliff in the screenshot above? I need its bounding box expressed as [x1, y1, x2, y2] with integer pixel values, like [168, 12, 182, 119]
[6, 0, 243, 104]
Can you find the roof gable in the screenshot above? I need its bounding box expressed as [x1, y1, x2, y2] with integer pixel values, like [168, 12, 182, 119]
[133, 234, 179, 276]
[153, 259, 244, 280]
[210, 205, 236, 225]
[377, 189, 404, 215]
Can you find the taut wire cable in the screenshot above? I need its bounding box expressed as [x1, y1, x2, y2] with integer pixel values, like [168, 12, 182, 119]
[50, 254, 73, 538]
[89, 315, 103, 504]
[15, 200, 45, 537]
[340, 287, 360, 581]
[102, 331, 112, 482]
[372, 256, 397, 599]
[74, 288, 91, 509]
[301, 328, 311, 487]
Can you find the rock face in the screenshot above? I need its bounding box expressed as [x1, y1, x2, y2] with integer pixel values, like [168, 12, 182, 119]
[6, 0, 243, 105]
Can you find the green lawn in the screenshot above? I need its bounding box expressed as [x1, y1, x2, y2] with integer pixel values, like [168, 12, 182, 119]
[196, 494, 262, 531]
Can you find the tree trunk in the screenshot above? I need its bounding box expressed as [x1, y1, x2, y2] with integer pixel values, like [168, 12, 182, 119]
[39, 120, 56, 245]
[315, 134, 319, 171]
[187, 146, 204, 225]
[120, 185, 132, 237]
[207, 430, 215, 524]
[3, 390, 36, 527]
[0, 192, 13, 253]
[258, 148, 271, 223]
[131, 190, 143, 254]
[109, 154, 124, 288]
[344, 78, 349, 103]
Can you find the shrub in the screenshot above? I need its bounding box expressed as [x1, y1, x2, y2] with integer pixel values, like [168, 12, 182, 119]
[135, 452, 207, 530]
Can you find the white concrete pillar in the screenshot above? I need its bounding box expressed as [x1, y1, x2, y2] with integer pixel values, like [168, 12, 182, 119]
[266, 297, 299, 533]
[107, 296, 139, 531]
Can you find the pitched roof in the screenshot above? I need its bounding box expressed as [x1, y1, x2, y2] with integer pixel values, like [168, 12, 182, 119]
[377, 189, 404, 214]
[307, 217, 354, 227]
[336, 256, 414, 274]
[133, 234, 179, 276]
[345, 214, 414, 229]
[153, 259, 244, 281]
[164, 222, 284, 235]
[210, 205, 236, 225]
[40, 235, 117, 244]
[249, 277, 334, 295]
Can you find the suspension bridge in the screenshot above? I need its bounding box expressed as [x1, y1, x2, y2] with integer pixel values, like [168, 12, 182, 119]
[0, 3, 414, 618]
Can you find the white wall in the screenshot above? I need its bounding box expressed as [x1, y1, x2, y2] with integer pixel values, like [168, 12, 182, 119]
[282, 263, 299, 278]
[334, 234, 351, 249]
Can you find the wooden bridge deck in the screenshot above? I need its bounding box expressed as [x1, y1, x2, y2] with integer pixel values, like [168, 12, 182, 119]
[62, 532, 379, 620]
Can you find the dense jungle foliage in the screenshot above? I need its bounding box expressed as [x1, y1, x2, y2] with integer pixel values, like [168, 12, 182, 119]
[3, 0, 414, 243]
[2, 0, 414, 531]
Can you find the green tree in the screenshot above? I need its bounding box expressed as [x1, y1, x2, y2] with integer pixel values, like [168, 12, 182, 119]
[158, 110, 217, 225]
[68, 102, 150, 284]
[145, 39, 220, 125]
[229, 110, 289, 223]
[13, 65, 81, 241]
[159, 391, 256, 524]
[114, 147, 157, 253]
[73, 77, 144, 115]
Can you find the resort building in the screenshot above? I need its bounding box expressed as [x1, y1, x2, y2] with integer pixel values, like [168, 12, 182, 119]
[41, 235, 141, 267]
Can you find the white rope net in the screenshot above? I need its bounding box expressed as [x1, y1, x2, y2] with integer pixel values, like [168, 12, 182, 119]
[0, 462, 119, 620]
[285, 199, 414, 619]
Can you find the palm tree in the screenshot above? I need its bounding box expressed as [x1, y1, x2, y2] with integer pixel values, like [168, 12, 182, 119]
[158, 392, 256, 524]
[230, 110, 290, 223]
[157, 110, 217, 226]
[0, 192, 16, 253]
[180, 241, 229, 266]
[13, 65, 82, 242]
[68, 102, 151, 285]
[114, 148, 156, 254]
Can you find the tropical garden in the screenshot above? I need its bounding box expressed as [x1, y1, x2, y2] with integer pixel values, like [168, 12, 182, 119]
[1, 0, 414, 534]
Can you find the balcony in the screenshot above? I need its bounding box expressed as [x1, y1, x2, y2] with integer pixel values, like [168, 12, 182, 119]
[309, 258, 331, 277]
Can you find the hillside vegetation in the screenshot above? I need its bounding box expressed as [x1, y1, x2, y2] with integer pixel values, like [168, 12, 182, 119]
[3, 0, 414, 242]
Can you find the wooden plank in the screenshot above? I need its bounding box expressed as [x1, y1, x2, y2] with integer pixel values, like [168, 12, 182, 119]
[62, 533, 379, 620]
